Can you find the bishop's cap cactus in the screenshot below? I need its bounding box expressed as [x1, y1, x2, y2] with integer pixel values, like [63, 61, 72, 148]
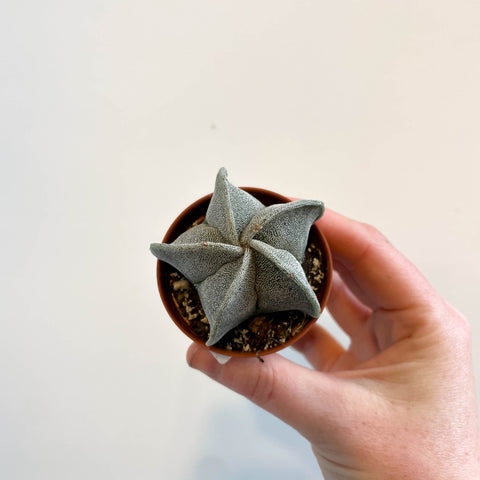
[150, 168, 325, 346]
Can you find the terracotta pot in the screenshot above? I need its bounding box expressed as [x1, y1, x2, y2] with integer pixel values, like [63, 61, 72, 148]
[156, 187, 332, 358]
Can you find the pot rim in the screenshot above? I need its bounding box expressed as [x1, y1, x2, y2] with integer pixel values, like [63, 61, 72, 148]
[156, 186, 332, 358]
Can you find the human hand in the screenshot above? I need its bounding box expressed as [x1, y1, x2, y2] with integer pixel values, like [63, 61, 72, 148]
[186, 209, 480, 479]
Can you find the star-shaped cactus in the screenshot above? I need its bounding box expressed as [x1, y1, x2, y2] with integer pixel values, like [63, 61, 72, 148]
[150, 168, 325, 346]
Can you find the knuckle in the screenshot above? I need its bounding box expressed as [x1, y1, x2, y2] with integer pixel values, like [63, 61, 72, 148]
[359, 222, 390, 246]
[453, 309, 472, 343]
[436, 302, 472, 347]
[247, 361, 277, 407]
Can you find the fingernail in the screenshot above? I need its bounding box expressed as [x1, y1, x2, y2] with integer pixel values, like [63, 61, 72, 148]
[186, 343, 199, 368]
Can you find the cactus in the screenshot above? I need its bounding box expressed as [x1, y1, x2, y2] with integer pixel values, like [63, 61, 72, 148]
[150, 168, 325, 346]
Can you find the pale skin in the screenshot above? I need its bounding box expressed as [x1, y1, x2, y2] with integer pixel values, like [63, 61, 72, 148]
[187, 209, 480, 479]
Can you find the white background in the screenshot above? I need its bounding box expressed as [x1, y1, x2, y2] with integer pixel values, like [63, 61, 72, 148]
[1, 1, 479, 479]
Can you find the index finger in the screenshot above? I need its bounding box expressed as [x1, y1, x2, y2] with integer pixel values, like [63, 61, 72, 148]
[317, 209, 435, 311]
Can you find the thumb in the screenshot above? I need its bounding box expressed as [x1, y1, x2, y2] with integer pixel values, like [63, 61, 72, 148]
[186, 343, 341, 441]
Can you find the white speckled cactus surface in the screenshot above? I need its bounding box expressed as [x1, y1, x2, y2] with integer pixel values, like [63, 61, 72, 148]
[150, 168, 325, 346]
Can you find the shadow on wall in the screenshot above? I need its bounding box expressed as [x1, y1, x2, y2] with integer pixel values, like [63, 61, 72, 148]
[189, 311, 346, 479]
[189, 360, 322, 480]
